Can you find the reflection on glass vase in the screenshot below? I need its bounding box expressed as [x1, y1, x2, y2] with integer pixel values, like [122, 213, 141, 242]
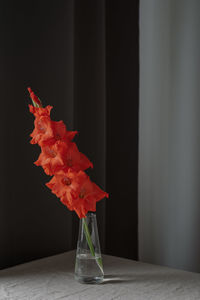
[74, 212, 104, 284]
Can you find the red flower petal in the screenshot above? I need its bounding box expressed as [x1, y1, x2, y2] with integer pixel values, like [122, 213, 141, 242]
[30, 116, 54, 145]
[62, 143, 93, 172]
[46, 170, 108, 218]
[29, 106, 76, 146]
[34, 141, 69, 175]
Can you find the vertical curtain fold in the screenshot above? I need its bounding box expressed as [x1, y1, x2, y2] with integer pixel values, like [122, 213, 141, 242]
[139, 0, 200, 272]
[105, 0, 139, 259]
[73, 0, 106, 251]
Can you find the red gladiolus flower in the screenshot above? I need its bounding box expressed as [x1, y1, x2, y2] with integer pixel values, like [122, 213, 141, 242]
[30, 115, 54, 145]
[34, 141, 69, 175]
[46, 170, 108, 218]
[30, 117, 77, 146]
[28, 87, 108, 219]
[29, 104, 53, 118]
[62, 142, 93, 171]
[47, 120, 77, 145]
[29, 104, 77, 146]
[46, 169, 79, 199]
[35, 141, 92, 175]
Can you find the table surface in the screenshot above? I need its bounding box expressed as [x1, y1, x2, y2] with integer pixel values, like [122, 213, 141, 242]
[0, 251, 200, 300]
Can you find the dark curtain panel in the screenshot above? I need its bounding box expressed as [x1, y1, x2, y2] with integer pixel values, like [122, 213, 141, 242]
[0, 0, 139, 269]
[105, 0, 139, 259]
[72, 0, 106, 250]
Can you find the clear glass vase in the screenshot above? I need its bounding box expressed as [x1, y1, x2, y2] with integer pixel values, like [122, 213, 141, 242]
[74, 212, 104, 284]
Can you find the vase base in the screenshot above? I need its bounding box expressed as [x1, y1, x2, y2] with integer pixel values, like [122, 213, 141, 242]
[74, 274, 104, 284]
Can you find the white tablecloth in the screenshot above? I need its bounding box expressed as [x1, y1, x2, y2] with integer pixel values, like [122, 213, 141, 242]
[0, 251, 200, 299]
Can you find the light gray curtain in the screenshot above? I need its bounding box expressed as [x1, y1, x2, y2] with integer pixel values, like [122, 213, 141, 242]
[139, 0, 200, 272]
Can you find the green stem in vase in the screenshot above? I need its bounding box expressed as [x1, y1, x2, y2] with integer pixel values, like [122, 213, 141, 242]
[83, 218, 104, 274]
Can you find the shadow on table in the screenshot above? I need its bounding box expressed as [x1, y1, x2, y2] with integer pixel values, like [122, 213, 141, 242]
[102, 271, 196, 285]
[103, 274, 136, 284]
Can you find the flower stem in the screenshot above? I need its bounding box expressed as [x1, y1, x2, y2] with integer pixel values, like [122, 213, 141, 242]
[83, 218, 104, 274]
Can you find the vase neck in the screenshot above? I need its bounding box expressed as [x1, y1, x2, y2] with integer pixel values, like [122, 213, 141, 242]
[85, 212, 96, 219]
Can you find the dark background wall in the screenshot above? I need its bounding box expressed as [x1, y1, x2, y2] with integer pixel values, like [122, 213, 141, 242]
[0, 0, 75, 269]
[0, 0, 139, 269]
